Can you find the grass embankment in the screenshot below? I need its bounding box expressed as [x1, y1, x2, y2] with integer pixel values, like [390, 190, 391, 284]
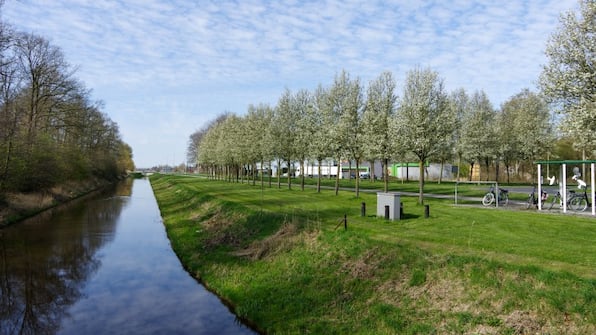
[150, 174, 595, 334]
[0, 177, 115, 227]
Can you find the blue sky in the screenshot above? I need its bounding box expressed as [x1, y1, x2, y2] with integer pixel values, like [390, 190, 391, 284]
[2, 0, 577, 168]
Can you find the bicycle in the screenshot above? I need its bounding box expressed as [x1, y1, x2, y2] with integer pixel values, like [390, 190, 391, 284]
[547, 175, 591, 211]
[547, 189, 572, 210]
[482, 185, 509, 206]
[567, 174, 591, 211]
[526, 186, 548, 209]
[569, 185, 591, 212]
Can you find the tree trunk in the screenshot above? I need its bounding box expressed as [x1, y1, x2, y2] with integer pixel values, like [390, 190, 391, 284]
[317, 159, 322, 193]
[277, 159, 281, 189]
[418, 159, 425, 205]
[287, 160, 292, 190]
[335, 157, 340, 196]
[348, 161, 352, 180]
[582, 149, 586, 178]
[383, 158, 389, 193]
[268, 161, 272, 188]
[0, 138, 13, 191]
[260, 160, 264, 188]
[457, 154, 461, 182]
[521, 162, 525, 182]
[370, 160, 376, 183]
[355, 159, 360, 198]
[0, 112, 17, 191]
[300, 159, 305, 191]
[438, 159, 444, 184]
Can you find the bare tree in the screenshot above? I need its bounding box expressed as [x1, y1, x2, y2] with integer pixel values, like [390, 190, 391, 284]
[0, 22, 19, 190]
[14, 33, 76, 143]
[0, 28, 132, 192]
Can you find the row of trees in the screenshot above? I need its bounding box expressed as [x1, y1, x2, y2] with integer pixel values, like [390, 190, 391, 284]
[189, 68, 555, 203]
[0, 14, 133, 193]
[188, 0, 594, 203]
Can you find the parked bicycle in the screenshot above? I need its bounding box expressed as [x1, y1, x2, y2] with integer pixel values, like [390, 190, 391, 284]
[545, 174, 591, 211]
[569, 176, 591, 211]
[546, 189, 575, 210]
[482, 185, 509, 207]
[526, 185, 548, 209]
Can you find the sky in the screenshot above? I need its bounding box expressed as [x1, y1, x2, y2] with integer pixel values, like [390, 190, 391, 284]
[2, 0, 579, 168]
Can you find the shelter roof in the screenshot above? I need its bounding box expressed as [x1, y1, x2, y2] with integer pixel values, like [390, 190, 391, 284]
[534, 160, 596, 165]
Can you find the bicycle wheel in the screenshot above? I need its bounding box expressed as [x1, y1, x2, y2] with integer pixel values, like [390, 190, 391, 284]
[525, 195, 534, 209]
[548, 195, 559, 210]
[570, 197, 588, 212]
[499, 193, 508, 206]
[482, 193, 495, 206]
[568, 196, 577, 210]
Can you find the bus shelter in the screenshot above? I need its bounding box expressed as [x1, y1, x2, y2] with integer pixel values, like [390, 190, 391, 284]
[534, 160, 596, 215]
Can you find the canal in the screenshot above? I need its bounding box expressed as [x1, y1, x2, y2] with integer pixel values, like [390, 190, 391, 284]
[0, 178, 257, 335]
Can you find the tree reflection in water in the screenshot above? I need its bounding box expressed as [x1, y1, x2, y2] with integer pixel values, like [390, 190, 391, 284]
[0, 181, 130, 335]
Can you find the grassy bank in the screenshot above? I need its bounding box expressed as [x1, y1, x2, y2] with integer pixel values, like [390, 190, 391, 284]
[0, 177, 117, 227]
[150, 174, 595, 334]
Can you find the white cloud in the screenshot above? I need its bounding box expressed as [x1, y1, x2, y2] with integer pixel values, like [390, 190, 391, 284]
[2, 0, 579, 167]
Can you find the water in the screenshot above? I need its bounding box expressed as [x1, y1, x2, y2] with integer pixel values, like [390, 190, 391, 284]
[0, 178, 257, 335]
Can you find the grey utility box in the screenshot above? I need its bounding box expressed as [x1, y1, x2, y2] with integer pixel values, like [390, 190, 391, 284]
[377, 192, 401, 220]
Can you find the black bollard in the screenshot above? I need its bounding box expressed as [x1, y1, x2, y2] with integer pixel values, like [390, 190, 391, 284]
[400, 202, 403, 217]
[384, 205, 390, 220]
[424, 204, 430, 218]
[361, 202, 366, 217]
[344, 214, 347, 230]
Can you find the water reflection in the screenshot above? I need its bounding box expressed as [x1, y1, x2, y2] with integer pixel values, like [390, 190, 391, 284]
[0, 182, 127, 335]
[1, 179, 256, 335]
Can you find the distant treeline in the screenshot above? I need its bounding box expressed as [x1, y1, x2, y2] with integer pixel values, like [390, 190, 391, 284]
[0, 16, 133, 193]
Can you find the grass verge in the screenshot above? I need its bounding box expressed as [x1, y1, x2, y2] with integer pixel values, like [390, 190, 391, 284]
[0, 177, 114, 227]
[150, 174, 595, 334]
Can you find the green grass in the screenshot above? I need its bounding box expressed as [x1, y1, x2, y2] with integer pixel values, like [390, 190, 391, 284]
[150, 174, 595, 334]
[187, 173, 552, 203]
